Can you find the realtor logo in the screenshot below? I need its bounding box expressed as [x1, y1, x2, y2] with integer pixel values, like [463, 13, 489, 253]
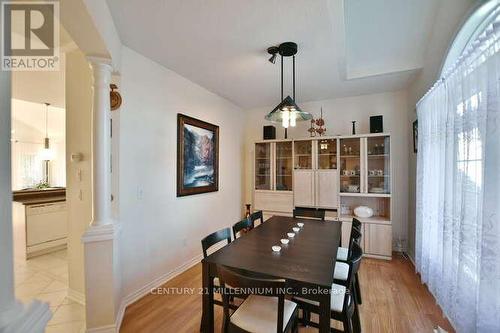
[1, 1, 59, 71]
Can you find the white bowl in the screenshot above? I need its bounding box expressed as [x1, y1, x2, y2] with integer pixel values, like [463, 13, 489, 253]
[287, 232, 295, 238]
[354, 206, 374, 218]
[280, 238, 289, 245]
[297, 222, 304, 227]
[292, 227, 300, 232]
[272, 245, 282, 252]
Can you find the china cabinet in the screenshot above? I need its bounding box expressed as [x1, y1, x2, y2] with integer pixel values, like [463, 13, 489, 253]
[253, 133, 392, 259]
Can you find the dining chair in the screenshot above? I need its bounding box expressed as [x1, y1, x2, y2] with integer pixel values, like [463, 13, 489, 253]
[293, 242, 363, 333]
[333, 227, 363, 304]
[249, 210, 264, 226]
[336, 220, 362, 261]
[200, 228, 233, 306]
[232, 217, 254, 239]
[218, 265, 299, 333]
[292, 207, 325, 221]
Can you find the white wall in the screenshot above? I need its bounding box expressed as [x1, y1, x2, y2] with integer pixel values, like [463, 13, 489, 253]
[118, 46, 245, 300]
[65, 48, 93, 299]
[406, 0, 477, 259]
[244, 90, 409, 249]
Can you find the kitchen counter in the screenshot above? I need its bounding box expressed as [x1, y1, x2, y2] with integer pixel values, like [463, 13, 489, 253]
[13, 188, 66, 205]
[12, 188, 67, 259]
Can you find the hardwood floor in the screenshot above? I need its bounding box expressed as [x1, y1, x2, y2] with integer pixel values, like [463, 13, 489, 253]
[120, 254, 454, 333]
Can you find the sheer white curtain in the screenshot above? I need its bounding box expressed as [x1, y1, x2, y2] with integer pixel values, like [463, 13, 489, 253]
[416, 10, 500, 333]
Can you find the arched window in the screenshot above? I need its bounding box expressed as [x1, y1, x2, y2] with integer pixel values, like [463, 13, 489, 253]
[440, 0, 499, 76]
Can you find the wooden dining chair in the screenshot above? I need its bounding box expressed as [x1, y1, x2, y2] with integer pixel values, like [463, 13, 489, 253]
[292, 207, 325, 221]
[336, 218, 363, 304]
[232, 218, 254, 239]
[218, 265, 299, 333]
[333, 227, 363, 304]
[200, 228, 233, 307]
[336, 221, 362, 261]
[293, 242, 363, 333]
[249, 210, 264, 226]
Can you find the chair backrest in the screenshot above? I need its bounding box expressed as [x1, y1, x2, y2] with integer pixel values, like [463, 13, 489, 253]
[352, 217, 362, 230]
[232, 218, 254, 239]
[249, 210, 264, 225]
[201, 228, 232, 258]
[217, 265, 287, 333]
[293, 208, 325, 221]
[341, 242, 363, 311]
[347, 227, 362, 257]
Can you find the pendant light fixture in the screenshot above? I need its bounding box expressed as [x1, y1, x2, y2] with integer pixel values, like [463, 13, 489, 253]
[265, 42, 312, 138]
[39, 102, 54, 161]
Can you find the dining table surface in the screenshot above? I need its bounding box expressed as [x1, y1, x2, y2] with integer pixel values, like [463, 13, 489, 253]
[200, 215, 342, 333]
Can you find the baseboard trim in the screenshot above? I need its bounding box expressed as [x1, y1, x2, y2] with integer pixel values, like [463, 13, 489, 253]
[67, 288, 86, 306]
[86, 324, 116, 333]
[115, 254, 203, 332]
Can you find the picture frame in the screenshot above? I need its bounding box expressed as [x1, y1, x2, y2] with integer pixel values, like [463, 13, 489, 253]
[413, 119, 418, 153]
[177, 114, 219, 197]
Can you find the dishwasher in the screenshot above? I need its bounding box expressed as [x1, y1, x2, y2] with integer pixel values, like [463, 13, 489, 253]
[25, 201, 68, 257]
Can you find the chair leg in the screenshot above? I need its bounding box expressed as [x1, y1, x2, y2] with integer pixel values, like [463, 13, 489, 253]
[303, 309, 311, 326]
[354, 273, 362, 305]
[343, 318, 353, 333]
[352, 304, 361, 333]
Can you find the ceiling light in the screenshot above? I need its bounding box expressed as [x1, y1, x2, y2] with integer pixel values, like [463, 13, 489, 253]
[265, 42, 312, 137]
[267, 46, 279, 64]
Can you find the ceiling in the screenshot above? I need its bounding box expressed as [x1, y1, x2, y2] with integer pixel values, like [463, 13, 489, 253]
[106, 0, 441, 109]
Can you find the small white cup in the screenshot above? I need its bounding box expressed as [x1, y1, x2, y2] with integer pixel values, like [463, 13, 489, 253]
[287, 232, 295, 238]
[297, 222, 304, 227]
[280, 238, 289, 245]
[272, 245, 282, 252]
[292, 227, 300, 232]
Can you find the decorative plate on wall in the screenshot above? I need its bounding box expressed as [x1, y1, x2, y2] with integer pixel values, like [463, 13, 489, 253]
[110, 84, 122, 111]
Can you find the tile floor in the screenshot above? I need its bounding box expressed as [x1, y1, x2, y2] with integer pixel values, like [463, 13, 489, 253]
[13, 249, 86, 333]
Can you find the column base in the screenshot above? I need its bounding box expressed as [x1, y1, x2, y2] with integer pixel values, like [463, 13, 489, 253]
[0, 300, 51, 333]
[81, 222, 121, 332]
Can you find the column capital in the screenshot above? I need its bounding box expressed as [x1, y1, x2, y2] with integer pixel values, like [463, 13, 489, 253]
[86, 56, 112, 68]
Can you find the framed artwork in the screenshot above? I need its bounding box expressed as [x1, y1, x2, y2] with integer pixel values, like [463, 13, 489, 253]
[413, 119, 418, 153]
[177, 114, 219, 197]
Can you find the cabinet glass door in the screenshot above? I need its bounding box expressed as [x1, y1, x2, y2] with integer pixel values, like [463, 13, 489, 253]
[275, 142, 293, 191]
[317, 139, 337, 169]
[255, 143, 271, 190]
[294, 140, 312, 169]
[366, 136, 390, 194]
[340, 138, 361, 193]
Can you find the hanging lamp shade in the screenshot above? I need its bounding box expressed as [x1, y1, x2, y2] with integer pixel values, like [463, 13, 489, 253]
[265, 42, 312, 129]
[265, 95, 313, 123]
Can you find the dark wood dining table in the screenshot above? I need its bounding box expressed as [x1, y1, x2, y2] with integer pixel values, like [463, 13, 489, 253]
[200, 215, 342, 333]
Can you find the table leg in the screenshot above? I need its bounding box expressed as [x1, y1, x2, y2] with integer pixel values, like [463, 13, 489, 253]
[201, 261, 214, 333]
[318, 288, 331, 333]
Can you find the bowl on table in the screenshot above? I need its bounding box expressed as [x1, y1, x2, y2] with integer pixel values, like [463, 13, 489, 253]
[280, 238, 289, 245]
[272, 245, 282, 252]
[287, 232, 295, 238]
[292, 227, 300, 232]
[297, 222, 304, 227]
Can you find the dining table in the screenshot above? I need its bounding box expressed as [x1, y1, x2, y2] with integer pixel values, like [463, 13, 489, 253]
[200, 215, 342, 333]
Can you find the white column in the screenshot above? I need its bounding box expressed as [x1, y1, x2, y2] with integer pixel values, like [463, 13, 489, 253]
[88, 57, 113, 227]
[0, 58, 50, 333]
[81, 57, 121, 332]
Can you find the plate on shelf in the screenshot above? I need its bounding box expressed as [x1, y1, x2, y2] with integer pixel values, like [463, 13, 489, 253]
[370, 187, 385, 193]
